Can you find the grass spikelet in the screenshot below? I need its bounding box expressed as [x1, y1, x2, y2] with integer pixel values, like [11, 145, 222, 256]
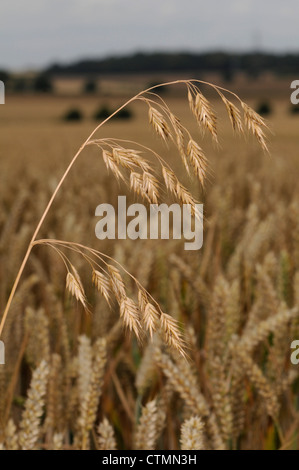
[130, 171, 146, 198]
[168, 113, 190, 174]
[107, 265, 126, 301]
[176, 181, 194, 205]
[120, 297, 142, 340]
[175, 181, 198, 217]
[143, 171, 159, 204]
[194, 92, 218, 141]
[148, 106, 170, 141]
[138, 288, 148, 312]
[160, 313, 185, 357]
[169, 113, 184, 148]
[19, 360, 49, 450]
[92, 270, 111, 306]
[102, 149, 124, 181]
[66, 271, 88, 311]
[162, 167, 179, 195]
[112, 147, 149, 172]
[220, 95, 243, 133]
[187, 139, 208, 187]
[241, 102, 268, 152]
[142, 302, 160, 338]
[180, 416, 205, 450]
[187, 87, 195, 114]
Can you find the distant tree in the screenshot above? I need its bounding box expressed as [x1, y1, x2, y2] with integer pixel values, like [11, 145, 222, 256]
[33, 74, 53, 93]
[83, 79, 98, 94]
[221, 60, 236, 83]
[290, 105, 299, 115]
[115, 108, 133, 120]
[0, 70, 9, 82]
[147, 81, 168, 94]
[93, 105, 111, 120]
[45, 52, 299, 77]
[93, 105, 133, 121]
[256, 101, 272, 116]
[63, 108, 83, 122]
[12, 77, 29, 92]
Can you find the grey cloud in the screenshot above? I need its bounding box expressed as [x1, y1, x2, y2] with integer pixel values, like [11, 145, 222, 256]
[0, 0, 298, 69]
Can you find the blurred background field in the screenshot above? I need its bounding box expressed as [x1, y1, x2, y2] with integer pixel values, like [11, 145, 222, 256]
[1, 70, 299, 450]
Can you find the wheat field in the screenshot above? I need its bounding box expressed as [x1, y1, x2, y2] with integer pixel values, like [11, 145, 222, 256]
[0, 82, 299, 450]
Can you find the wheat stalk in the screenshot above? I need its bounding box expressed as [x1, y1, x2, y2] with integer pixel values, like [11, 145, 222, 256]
[19, 360, 49, 450]
[134, 399, 158, 450]
[180, 416, 205, 450]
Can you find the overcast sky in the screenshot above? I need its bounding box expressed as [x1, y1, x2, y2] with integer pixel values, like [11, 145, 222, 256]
[1, 0, 298, 70]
